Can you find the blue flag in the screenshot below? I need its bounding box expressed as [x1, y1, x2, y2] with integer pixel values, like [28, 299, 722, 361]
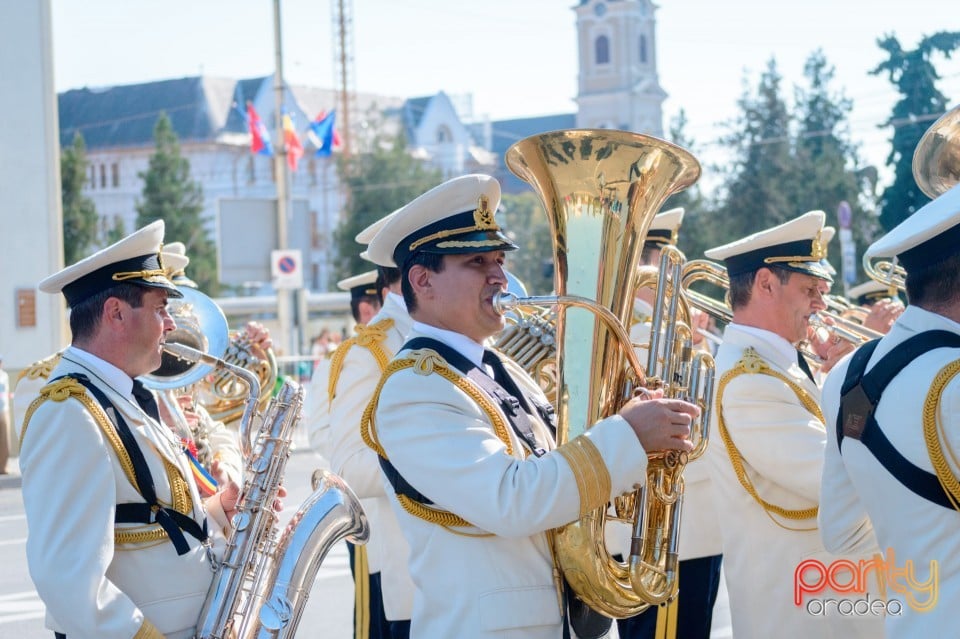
[307, 110, 339, 157]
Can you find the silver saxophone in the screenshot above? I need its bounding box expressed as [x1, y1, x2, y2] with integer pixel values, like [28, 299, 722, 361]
[164, 343, 369, 639]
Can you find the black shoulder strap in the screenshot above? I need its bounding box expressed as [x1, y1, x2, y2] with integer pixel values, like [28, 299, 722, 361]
[54, 374, 208, 555]
[377, 337, 550, 508]
[838, 331, 960, 510]
[404, 337, 547, 456]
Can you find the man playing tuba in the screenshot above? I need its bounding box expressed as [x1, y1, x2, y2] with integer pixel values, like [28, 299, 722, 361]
[362, 174, 700, 638]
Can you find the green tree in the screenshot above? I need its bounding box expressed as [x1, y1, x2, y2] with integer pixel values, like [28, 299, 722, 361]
[871, 32, 960, 230]
[136, 112, 219, 293]
[662, 109, 718, 261]
[61, 132, 99, 265]
[715, 58, 796, 242]
[498, 192, 553, 295]
[332, 131, 442, 284]
[793, 49, 879, 280]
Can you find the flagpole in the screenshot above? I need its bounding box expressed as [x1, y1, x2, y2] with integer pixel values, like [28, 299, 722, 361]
[272, 0, 295, 359]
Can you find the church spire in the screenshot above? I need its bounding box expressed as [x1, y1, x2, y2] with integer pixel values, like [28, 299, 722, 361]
[574, 0, 667, 136]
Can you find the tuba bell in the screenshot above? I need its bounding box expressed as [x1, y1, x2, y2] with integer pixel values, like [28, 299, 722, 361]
[913, 103, 960, 199]
[496, 129, 714, 618]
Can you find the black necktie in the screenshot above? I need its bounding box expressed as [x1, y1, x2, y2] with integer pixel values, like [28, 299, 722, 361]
[482, 349, 546, 450]
[796, 350, 816, 383]
[132, 380, 162, 424]
[483, 349, 523, 400]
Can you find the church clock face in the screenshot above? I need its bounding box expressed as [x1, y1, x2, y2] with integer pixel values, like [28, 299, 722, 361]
[593, 2, 607, 17]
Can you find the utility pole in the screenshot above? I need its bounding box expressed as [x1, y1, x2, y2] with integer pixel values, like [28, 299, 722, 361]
[272, 0, 295, 357]
[332, 0, 355, 160]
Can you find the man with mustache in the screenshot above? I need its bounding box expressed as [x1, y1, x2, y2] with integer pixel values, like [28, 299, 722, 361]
[362, 174, 700, 638]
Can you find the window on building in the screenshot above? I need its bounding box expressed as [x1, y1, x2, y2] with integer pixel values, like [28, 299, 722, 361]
[100, 164, 106, 188]
[639, 35, 648, 64]
[595, 35, 610, 65]
[436, 125, 452, 144]
[308, 158, 317, 186]
[89, 165, 96, 189]
[111, 163, 119, 187]
[247, 156, 256, 185]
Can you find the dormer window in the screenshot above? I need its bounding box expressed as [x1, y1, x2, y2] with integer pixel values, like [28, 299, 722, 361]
[595, 35, 610, 65]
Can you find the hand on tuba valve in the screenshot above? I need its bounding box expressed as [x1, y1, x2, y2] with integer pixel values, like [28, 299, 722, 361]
[618, 390, 700, 454]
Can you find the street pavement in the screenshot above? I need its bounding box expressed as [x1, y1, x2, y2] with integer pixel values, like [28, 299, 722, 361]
[1, 429, 731, 638]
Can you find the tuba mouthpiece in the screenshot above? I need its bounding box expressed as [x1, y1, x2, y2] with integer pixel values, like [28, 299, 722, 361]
[492, 291, 519, 315]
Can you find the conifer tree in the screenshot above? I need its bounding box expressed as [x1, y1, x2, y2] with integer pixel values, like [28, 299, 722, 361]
[61, 132, 99, 265]
[715, 59, 795, 242]
[793, 50, 878, 281]
[871, 32, 960, 230]
[663, 109, 716, 260]
[136, 112, 219, 293]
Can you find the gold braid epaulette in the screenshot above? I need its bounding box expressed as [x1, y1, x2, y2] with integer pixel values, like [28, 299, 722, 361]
[15, 352, 62, 387]
[715, 347, 822, 530]
[327, 318, 395, 404]
[923, 359, 960, 511]
[360, 348, 516, 535]
[21, 377, 195, 548]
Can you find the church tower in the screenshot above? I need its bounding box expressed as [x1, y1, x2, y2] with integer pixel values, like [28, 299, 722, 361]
[574, 0, 666, 136]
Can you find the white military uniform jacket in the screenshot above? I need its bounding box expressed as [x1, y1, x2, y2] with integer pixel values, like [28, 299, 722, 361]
[373, 324, 650, 639]
[20, 347, 230, 639]
[628, 298, 721, 562]
[14, 351, 243, 486]
[327, 292, 416, 620]
[705, 323, 880, 639]
[820, 305, 960, 638]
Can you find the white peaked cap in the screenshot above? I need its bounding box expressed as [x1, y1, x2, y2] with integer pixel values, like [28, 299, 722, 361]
[705, 210, 832, 281]
[39, 220, 183, 306]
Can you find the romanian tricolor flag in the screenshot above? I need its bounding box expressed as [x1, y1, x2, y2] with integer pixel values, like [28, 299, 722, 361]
[182, 439, 218, 497]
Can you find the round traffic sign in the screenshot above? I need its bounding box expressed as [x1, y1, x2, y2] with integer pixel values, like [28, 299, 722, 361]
[278, 256, 296, 274]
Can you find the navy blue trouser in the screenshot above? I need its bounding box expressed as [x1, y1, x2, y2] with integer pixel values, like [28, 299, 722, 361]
[616, 554, 723, 639]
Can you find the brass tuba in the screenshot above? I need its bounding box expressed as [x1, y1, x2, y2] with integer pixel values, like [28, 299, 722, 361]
[913, 103, 960, 199]
[496, 129, 714, 617]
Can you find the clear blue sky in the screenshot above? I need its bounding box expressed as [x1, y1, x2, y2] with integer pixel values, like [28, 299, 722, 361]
[52, 0, 960, 191]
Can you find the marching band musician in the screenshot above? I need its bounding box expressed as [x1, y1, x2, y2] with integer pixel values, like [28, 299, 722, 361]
[819, 183, 960, 638]
[327, 268, 416, 639]
[161, 241, 275, 444]
[702, 211, 881, 638]
[846, 279, 905, 334]
[20, 221, 239, 639]
[13, 243, 250, 489]
[309, 211, 416, 639]
[153, 244, 244, 488]
[362, 174, 700, 639]
[620, 208, 723, 639]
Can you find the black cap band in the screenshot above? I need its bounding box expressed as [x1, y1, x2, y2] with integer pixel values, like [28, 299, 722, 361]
[62, 253, 182, 307]
[723, 239, 833, 282]
[394, 208, 518, 267]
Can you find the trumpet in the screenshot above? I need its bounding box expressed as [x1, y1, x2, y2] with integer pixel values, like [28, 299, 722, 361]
[681, 260, 879, 358]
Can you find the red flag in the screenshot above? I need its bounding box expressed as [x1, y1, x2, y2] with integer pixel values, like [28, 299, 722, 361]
[283, 113, 304, 171]
[246, 102, 273, 156]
